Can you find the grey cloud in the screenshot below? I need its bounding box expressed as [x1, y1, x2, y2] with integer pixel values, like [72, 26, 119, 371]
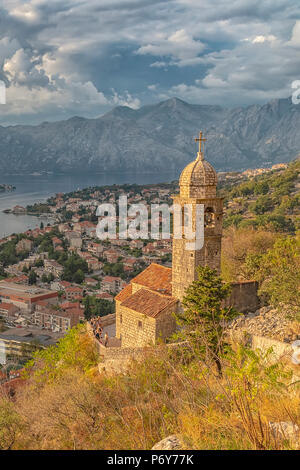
[0, 0, 299, 124]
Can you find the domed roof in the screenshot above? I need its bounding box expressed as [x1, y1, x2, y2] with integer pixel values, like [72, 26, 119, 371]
[179, 157, 217, 188]
[179, 132, 217, 198]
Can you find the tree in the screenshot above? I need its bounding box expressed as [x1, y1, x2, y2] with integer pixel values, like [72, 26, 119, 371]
[254, 181, 269, 195]
[251, 195, 273, 215]
[28, 270, 37, 285]
[258, 233, 300, 311]
[83, 296, 114, 320]
[102, 262, 124, 277]
[83, 296, 93, 320]
[176, 265, 238, 375]
[0, 241, 17, 267]
[35, 259, 44, 268]
[62, 255, 88, 283]
[73, 269, 85, 284]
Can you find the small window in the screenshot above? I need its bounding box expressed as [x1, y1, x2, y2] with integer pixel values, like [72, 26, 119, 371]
[120, 314, 122, 324]
[204, 207, 215, 228]
[138, 320, 143, 329]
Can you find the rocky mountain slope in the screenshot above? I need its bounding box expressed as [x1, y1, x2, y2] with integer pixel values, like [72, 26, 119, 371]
[1, 97, 300, 174]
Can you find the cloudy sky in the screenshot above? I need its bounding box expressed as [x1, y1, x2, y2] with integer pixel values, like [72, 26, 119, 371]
[0, 0, 300, 125]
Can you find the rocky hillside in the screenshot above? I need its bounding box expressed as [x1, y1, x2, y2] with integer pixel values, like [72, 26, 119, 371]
[1, 97, 300, 174]
[229, 305, 300, 343]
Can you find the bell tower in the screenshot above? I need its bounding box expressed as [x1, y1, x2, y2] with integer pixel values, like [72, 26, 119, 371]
[171, 132, 223, 301]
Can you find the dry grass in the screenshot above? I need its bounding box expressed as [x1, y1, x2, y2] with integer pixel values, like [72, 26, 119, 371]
[0, 328, 299, 450]
[221, 227, 280, 282]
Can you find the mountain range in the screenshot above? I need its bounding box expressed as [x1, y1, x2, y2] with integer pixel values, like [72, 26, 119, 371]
[1, 97, 300, 174]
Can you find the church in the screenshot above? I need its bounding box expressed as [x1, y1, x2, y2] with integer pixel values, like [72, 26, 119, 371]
[114, 133, 259, 348]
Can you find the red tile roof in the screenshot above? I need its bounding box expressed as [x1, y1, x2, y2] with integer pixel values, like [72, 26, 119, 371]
[0, 302, 16, 312]
[131, 263, 172, 296]
[103, 276, 121, 283]
[60, 281, 71, 288]
[121, 288, 177, 318]
[115, 284, 132, 302]
[65, 286, 82, 293]
[61, 301, 81, 310]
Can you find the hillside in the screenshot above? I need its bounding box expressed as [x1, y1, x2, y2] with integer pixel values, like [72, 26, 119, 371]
[0, 324, 298, 450]
[1, 98, 300, 174]
[220, 159, 300, 233]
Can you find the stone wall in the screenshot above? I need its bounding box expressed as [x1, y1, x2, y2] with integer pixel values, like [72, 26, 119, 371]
[225, 280, 259, 313]
[251, 334, 293, 361]
[229, 329, 300, 380]
[115, 300, 121, 339]
[155, 306, 178, 342]
[118, 302, 179, 348]
[99, 343, 145, 361]
[100, 313, 116, 327]
[98, 340, 189, 374]
[118, 305, 157, 348]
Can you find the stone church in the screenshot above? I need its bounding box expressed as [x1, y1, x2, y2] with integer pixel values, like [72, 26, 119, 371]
[115, 133, 259, 348]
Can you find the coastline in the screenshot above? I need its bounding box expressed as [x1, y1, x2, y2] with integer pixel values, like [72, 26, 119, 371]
[0, 184, 16, 193]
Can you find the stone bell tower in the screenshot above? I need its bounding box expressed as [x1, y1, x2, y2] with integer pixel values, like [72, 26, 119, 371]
[171, 132, 223, 301]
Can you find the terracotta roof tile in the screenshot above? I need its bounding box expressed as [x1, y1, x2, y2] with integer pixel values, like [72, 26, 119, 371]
[115, 284, 132, 302]
[131, 263, 172, 296]
[103, 276, 121, 282]
[121, 288, 177, 318]
[0, 302, 16, 311]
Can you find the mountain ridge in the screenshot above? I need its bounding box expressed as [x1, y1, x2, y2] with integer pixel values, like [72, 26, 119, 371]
[0, 97, 300, 174]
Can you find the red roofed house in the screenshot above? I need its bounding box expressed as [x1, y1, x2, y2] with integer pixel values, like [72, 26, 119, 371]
[52, 237, 63, 249]
[0, 302, 19, 319]
[87, 242, 104, 257]
[86, 257, 102, 271]
[34, 305, 84, 332]
[85, 277, 98, 287]
[65, 286, 83, 301]
[104, 249, 120, 264]
[115, 264, 177, 348]
[73, 221, 96, 236]
[101, 276, 122, 294]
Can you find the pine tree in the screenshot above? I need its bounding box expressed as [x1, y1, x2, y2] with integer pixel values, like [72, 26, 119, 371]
[84, 296, 93, 320]
[28, 270, 38, 285]
[177, 265, 238, 375]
